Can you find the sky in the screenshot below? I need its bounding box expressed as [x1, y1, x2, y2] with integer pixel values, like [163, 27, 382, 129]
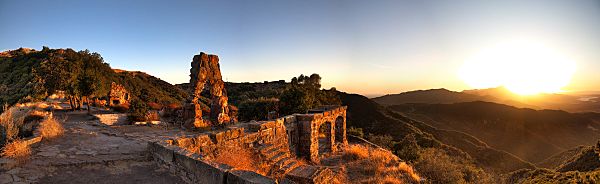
[1, 0, 599, 96]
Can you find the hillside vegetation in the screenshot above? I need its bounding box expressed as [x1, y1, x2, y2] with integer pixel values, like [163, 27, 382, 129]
[506, 142, 600, 183]
[0, 47, 187, 112]
[390, 101, 600, 164]
[339, 92, 535, 182]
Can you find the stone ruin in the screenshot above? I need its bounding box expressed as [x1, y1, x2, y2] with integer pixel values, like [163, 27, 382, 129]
[146, 51, 348, 183]
[149, 106, 348, 183]
[107, 82, 129, 106]
[183, 52, 235, 128]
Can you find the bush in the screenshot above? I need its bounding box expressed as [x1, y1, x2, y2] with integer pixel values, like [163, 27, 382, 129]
[39, 116, 64, 140]
[366, 134, 395, 150]
[0, 107, 21, 143]
[394, 134, 421, 162]
[1, 139, 31, 164]
[238, 98, 279, 121]
[347, 127, 364, 138]
[128, 99, 149, 122]
[415, 148, 491, 183]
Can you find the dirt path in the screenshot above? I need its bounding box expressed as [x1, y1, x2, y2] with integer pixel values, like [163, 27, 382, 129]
[1, 111, 185, 184]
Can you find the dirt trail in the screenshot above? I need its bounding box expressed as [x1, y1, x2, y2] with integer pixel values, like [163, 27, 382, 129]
[1, 110, 185, 184]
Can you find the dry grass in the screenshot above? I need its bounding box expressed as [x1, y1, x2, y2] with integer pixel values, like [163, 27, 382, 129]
[39, 116, 64, 140]
[1, 139, 31, 164]
[1, 105, 27, 142]
[210, 146, 270, 176]
[335, 144, 421, 184]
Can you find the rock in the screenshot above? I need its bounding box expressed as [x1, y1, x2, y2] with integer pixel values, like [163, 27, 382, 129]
[37, 151, 59, 157]
[0, 174, 13, 184]
[6, 168, 21, 174]
[0, 158, 16, 169]
[12, 175, 22, 182]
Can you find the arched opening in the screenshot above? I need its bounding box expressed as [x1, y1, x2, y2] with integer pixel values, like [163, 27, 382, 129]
[318, 121, 332, 155]
[335, 116, 345, 143]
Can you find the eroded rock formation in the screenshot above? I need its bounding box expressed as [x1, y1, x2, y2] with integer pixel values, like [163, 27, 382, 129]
[185, 52, 235, 128]
[108, 82, 129, 106]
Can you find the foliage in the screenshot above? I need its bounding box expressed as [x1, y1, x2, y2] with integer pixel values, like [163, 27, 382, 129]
[278, 74, 340, 115]
[347, 126, 364, 138]
[238, 98, 279, 121]
[414, 148, 491, 183]
[39, 116, 64, 140]
[506, 169, 600, 183]
[366, 133, 395, 150]
[1, 139, 31, 164]
[226, 74, 340, 121]
[128, 98, 150, 122]
[394, 134, 421, 162]
[0, 47, 187, 112]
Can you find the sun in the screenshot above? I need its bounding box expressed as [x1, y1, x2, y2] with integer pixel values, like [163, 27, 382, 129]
[458, 40, 576, 95]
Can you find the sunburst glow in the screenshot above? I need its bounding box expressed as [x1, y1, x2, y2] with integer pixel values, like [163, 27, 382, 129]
[459, 40, 576, 95]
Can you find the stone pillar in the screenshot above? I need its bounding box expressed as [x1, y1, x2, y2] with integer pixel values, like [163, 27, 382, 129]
[335, 109, 348, 146]
[185, 52, 235, 129]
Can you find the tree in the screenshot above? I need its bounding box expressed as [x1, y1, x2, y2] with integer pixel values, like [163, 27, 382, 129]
[77, 71, 99, 114]
[279, 86, 314, 115]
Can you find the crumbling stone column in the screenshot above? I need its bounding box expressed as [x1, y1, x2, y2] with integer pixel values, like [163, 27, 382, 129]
[185, 52, 234, 128]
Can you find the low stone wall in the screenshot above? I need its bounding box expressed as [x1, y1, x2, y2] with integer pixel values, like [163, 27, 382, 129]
[171, 119, 290, 159]
[148, 140, 276, 184]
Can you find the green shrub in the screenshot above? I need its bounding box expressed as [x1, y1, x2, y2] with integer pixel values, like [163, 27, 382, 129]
[128, 99, 149, 122]
[238, 98, 279, 121]
[347, 126, 364, 138]
[366, 133, 395, 150]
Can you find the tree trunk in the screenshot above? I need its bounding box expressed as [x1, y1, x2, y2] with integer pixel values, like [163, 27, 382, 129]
[87, 96, 92, 115]
[75, 96, 81, 110]
[68, 96, 75, 110]
[78, 96, 84, 110]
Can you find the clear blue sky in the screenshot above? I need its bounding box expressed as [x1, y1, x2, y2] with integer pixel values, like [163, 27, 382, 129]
[1, 0, 599, 96]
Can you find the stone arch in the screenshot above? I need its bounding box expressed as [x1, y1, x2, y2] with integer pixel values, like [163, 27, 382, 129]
[185, 52, 234, 128]
[317, 121, 333, 155]
[335, 116, 346, 144]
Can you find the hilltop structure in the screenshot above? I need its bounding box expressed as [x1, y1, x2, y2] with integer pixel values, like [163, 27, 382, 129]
[146, 51, 349, 183]
[183, 52, 235, 128]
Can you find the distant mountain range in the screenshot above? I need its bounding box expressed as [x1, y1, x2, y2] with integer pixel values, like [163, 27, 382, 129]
[373, 87, 600, 113]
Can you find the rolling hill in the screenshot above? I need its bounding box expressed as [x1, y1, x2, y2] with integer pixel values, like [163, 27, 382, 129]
[390, 101, 600, 164]
[374, 87, 600, 113]
[340, 92, 534, 174]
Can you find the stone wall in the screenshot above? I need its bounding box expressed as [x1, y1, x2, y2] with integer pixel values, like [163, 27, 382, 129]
[149, 106, 347, 183]
[148, 141, 275, 184]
